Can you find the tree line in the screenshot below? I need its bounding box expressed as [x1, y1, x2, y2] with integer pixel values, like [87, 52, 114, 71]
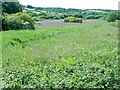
[2, 2, 120, 31]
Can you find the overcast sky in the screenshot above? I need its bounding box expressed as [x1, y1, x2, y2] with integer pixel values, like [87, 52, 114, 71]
[19, 0, 119, 10]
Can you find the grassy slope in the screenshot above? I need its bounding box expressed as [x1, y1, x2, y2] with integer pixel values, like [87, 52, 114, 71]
[1, 20, 119, 88]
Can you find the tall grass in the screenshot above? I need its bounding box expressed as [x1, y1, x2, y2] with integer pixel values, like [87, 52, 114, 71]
[1, 20, 119, 88]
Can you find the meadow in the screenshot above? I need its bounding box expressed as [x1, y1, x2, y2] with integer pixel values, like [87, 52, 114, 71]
[1, 20, 119, 89]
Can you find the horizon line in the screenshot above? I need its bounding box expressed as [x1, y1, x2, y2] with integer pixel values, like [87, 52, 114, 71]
[23, 5, 118, 10]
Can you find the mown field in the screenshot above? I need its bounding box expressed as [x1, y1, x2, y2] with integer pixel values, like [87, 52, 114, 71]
[1, 20, 119, 89]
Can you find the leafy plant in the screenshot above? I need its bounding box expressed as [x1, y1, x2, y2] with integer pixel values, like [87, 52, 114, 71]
[2, 2, 22, 14]
[107, 13, 117, 22]
[64, 17, 82, 23]
[1, 20, 119, 89]
[2, 12, 35, 30]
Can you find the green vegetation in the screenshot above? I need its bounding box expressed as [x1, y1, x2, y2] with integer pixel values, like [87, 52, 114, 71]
[24, 7, 108, 21]
[2, 12, 35, 30]
[106, 12, 120, 22]
[64, 17, 82, 23]
[85, 15, 102, 19]
[106, 11, 120, 28]
[1, 1, 120, 89]
[2, 2, 35, 31]
[109, 22, 118, 27]
[2, 2, 22, 14]
[23, 6, 120, 23]
[2, 2, 118, 31]
[1, 20, 119, 88]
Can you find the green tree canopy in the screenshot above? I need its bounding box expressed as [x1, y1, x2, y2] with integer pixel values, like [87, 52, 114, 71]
[2, 2, 22, 14]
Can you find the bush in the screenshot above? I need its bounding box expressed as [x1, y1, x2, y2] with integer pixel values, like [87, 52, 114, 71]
[36, 22, 41, 25]
[106, 12, 120, 22]
[109, 22, 118, 27]
[106, 13, 117, 22]
[33, 17, 39, 21]
[64, 17, 82, 23]
[85, 15, 95, 19]
[2, 12, 35, 30]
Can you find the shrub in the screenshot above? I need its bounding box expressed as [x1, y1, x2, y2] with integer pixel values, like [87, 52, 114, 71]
[86, 15, 95, 19]
[36, 22, 41, 25]
[106, 13, 117, 22]
[109, 22, 118, 27]
[64, 18, 69, 22]
[2, 12, 35, 30]
[33, 17, 39, 21]
[64, 17, 82, 23]
[85, 15, 103, 19]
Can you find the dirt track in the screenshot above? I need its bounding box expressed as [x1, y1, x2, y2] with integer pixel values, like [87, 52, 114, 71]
[35, 19, 98, 29]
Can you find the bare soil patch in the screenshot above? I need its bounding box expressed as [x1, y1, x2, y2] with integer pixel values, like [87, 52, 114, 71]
[35, 19, 97, 29]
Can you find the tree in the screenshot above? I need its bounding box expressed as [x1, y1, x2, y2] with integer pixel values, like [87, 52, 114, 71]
[27, 5, 33, 9]
[2, 2, 22, 14]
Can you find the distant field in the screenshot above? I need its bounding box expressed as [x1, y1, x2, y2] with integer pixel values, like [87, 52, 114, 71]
[35, 19, 97, 29]
[1, 20, 119, 88]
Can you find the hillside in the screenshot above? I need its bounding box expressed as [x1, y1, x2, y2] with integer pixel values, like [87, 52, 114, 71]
[1, 20, 119, 88]
[23, 7, 111, 21]
[1, 2, 119, 89]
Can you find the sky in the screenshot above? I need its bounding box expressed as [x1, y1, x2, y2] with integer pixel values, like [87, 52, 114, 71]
[19, 0, 119, 10]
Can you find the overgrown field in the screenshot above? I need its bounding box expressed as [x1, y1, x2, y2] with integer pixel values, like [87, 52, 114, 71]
[1, 20, 119, 89]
